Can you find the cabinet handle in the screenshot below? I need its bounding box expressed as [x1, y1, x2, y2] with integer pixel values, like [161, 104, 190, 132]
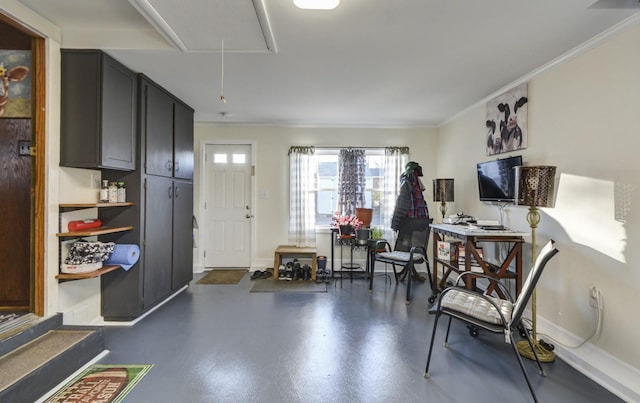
[174, 185, 180, 198]
[166, 160, 173, 171]
[175, 161, 180, 172]
[168, 186, 173, 199]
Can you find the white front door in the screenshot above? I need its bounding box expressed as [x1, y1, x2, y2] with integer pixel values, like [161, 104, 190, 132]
[204, 144, 252, 268]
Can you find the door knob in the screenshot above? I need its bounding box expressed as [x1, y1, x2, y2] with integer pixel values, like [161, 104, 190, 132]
[246, 214, 254, 219]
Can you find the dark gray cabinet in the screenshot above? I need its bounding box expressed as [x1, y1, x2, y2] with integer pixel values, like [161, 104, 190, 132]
[172, 181, 194, 288]
[174, 103, 195, 180]
[142, 177, 193, 306]
[143, 81, 174, 177]
[99, 76, 194, 321]
[141, 75, 194, 180]
[60, 50, 137, 171]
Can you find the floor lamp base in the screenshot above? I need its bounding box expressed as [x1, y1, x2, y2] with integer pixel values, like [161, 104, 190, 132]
[516, 340, 555, 362]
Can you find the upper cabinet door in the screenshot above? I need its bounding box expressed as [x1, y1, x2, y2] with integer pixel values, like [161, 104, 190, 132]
[60, 50, 137, 171]
[143, 79, 174, 177]
[101, 56, 137, 170]
[173, 102, 194, 180]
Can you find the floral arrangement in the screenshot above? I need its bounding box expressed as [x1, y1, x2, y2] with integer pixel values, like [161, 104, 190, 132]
[332, 212, 363, 230]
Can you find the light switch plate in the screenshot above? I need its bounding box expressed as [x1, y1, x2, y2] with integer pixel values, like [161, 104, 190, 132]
[18, 140, 31, 156]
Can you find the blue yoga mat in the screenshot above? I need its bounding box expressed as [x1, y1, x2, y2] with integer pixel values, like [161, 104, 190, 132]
[105, 244, 140, 271]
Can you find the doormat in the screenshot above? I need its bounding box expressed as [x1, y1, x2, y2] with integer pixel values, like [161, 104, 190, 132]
[250, 279, 327, 293]
[196, 269, 248, 284]
[45, 364, 153, 403]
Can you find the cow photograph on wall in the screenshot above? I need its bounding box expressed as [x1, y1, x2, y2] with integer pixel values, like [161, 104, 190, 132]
[0, 50, 31, 118]
[485, 83, 528, 156]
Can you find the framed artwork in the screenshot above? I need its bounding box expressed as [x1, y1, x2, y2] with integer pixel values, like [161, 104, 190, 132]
[485, 83, 528, 156]
[0, 50, 31, 118]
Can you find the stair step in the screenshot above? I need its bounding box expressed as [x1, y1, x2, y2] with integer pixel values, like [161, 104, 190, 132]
[0, 327, 105, 403]
[0, 313, 40, 342]
[0, 313, 62, 357]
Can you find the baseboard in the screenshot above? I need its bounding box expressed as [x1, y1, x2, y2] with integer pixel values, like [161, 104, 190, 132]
[537, 315, 640, 402]
[93, 285, 189, 327]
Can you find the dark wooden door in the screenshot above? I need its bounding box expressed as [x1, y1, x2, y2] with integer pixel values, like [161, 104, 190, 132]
[172, 181, 193, 288]
[0, 119, 31, 309]
[143, 177, 173, 307]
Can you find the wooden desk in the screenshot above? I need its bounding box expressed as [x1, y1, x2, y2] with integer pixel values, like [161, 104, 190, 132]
[430, 223, 527, 299]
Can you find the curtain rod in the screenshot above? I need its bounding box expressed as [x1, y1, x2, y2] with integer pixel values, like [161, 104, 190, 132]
[314, 146, 409, 150]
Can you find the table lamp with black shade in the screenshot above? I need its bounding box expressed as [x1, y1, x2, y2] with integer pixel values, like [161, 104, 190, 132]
[433, 178, 454, 221]
[514, 165, 557, 362]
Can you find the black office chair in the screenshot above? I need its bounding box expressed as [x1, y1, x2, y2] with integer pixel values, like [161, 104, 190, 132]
[369, 217, 434, 304]
[424, 239, 559, 403]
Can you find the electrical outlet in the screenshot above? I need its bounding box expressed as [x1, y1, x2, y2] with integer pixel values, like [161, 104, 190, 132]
[589, 286, 599, 309]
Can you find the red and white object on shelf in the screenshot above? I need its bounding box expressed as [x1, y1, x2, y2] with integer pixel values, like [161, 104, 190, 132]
[60, 262, 103, 274]
[67, 219, 102, 232]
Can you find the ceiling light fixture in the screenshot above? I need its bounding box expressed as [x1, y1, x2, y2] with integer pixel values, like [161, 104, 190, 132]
[294, 0, 340, 10]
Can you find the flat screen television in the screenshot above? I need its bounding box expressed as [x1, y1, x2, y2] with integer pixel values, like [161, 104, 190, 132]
[476, 155, 523, 202]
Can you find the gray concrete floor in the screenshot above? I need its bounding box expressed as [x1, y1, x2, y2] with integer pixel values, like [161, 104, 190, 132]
[98, 272, 621, 403]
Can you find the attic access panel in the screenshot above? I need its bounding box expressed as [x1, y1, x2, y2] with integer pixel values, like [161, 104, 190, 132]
[130, 0, 276, 52]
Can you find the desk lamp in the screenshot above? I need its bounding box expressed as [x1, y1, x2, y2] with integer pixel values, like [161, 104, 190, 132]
[433, 178, 454, 221]
[514, 165, 557, 362]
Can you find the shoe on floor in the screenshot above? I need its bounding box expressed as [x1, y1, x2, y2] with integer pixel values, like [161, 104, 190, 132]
[260, 271, 273, 279]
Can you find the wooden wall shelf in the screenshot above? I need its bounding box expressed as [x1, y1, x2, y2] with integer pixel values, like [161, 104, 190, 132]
[55, 264, 121, 280]
[57, 201, 134, 281]
[60, 202, 134, 210]
[56, 225, 133, 238]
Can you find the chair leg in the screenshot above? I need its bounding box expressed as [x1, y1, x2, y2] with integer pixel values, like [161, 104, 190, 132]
[369, 259, 375, 292]
[444, 317, 453, 346]
[424, 260, 434, 295]
[523, 327, 546, 376]
[424, 311, 442, 378]
[405, 263, 412, 304]
[509, 334, 539, 403]
[392, 264, 400, 283]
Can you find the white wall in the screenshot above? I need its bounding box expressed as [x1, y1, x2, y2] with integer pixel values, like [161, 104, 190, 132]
[438, 19, 640, 400]
[6, 0, 638, 396]
[193, 126, 438, 270]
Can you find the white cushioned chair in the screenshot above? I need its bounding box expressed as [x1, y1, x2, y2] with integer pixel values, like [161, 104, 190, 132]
[424, 239, 559, 403]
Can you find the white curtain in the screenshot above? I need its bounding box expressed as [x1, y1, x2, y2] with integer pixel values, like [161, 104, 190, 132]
[288, 146, 316, 247]
[382, 147, 409, 240]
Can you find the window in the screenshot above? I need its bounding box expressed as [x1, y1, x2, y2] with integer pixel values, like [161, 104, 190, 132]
[289, 145, 408, 245]
[315, 148, 384, 226]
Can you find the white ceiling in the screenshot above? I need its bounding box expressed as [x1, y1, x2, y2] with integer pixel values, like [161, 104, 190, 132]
[15, 0, 640, 127]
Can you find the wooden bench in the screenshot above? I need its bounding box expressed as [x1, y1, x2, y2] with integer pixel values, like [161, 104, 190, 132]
[273, 245, 317, 280]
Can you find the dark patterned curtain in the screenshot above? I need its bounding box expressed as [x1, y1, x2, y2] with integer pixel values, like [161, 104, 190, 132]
[338, 148, 366, 215]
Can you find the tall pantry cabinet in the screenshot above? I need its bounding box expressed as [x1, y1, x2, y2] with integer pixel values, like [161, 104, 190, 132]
[55, 50, 195, 320]
[99, 74, 194, 320]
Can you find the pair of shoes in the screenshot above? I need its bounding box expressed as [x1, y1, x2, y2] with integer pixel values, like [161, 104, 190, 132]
[251, 270, 273, 280]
